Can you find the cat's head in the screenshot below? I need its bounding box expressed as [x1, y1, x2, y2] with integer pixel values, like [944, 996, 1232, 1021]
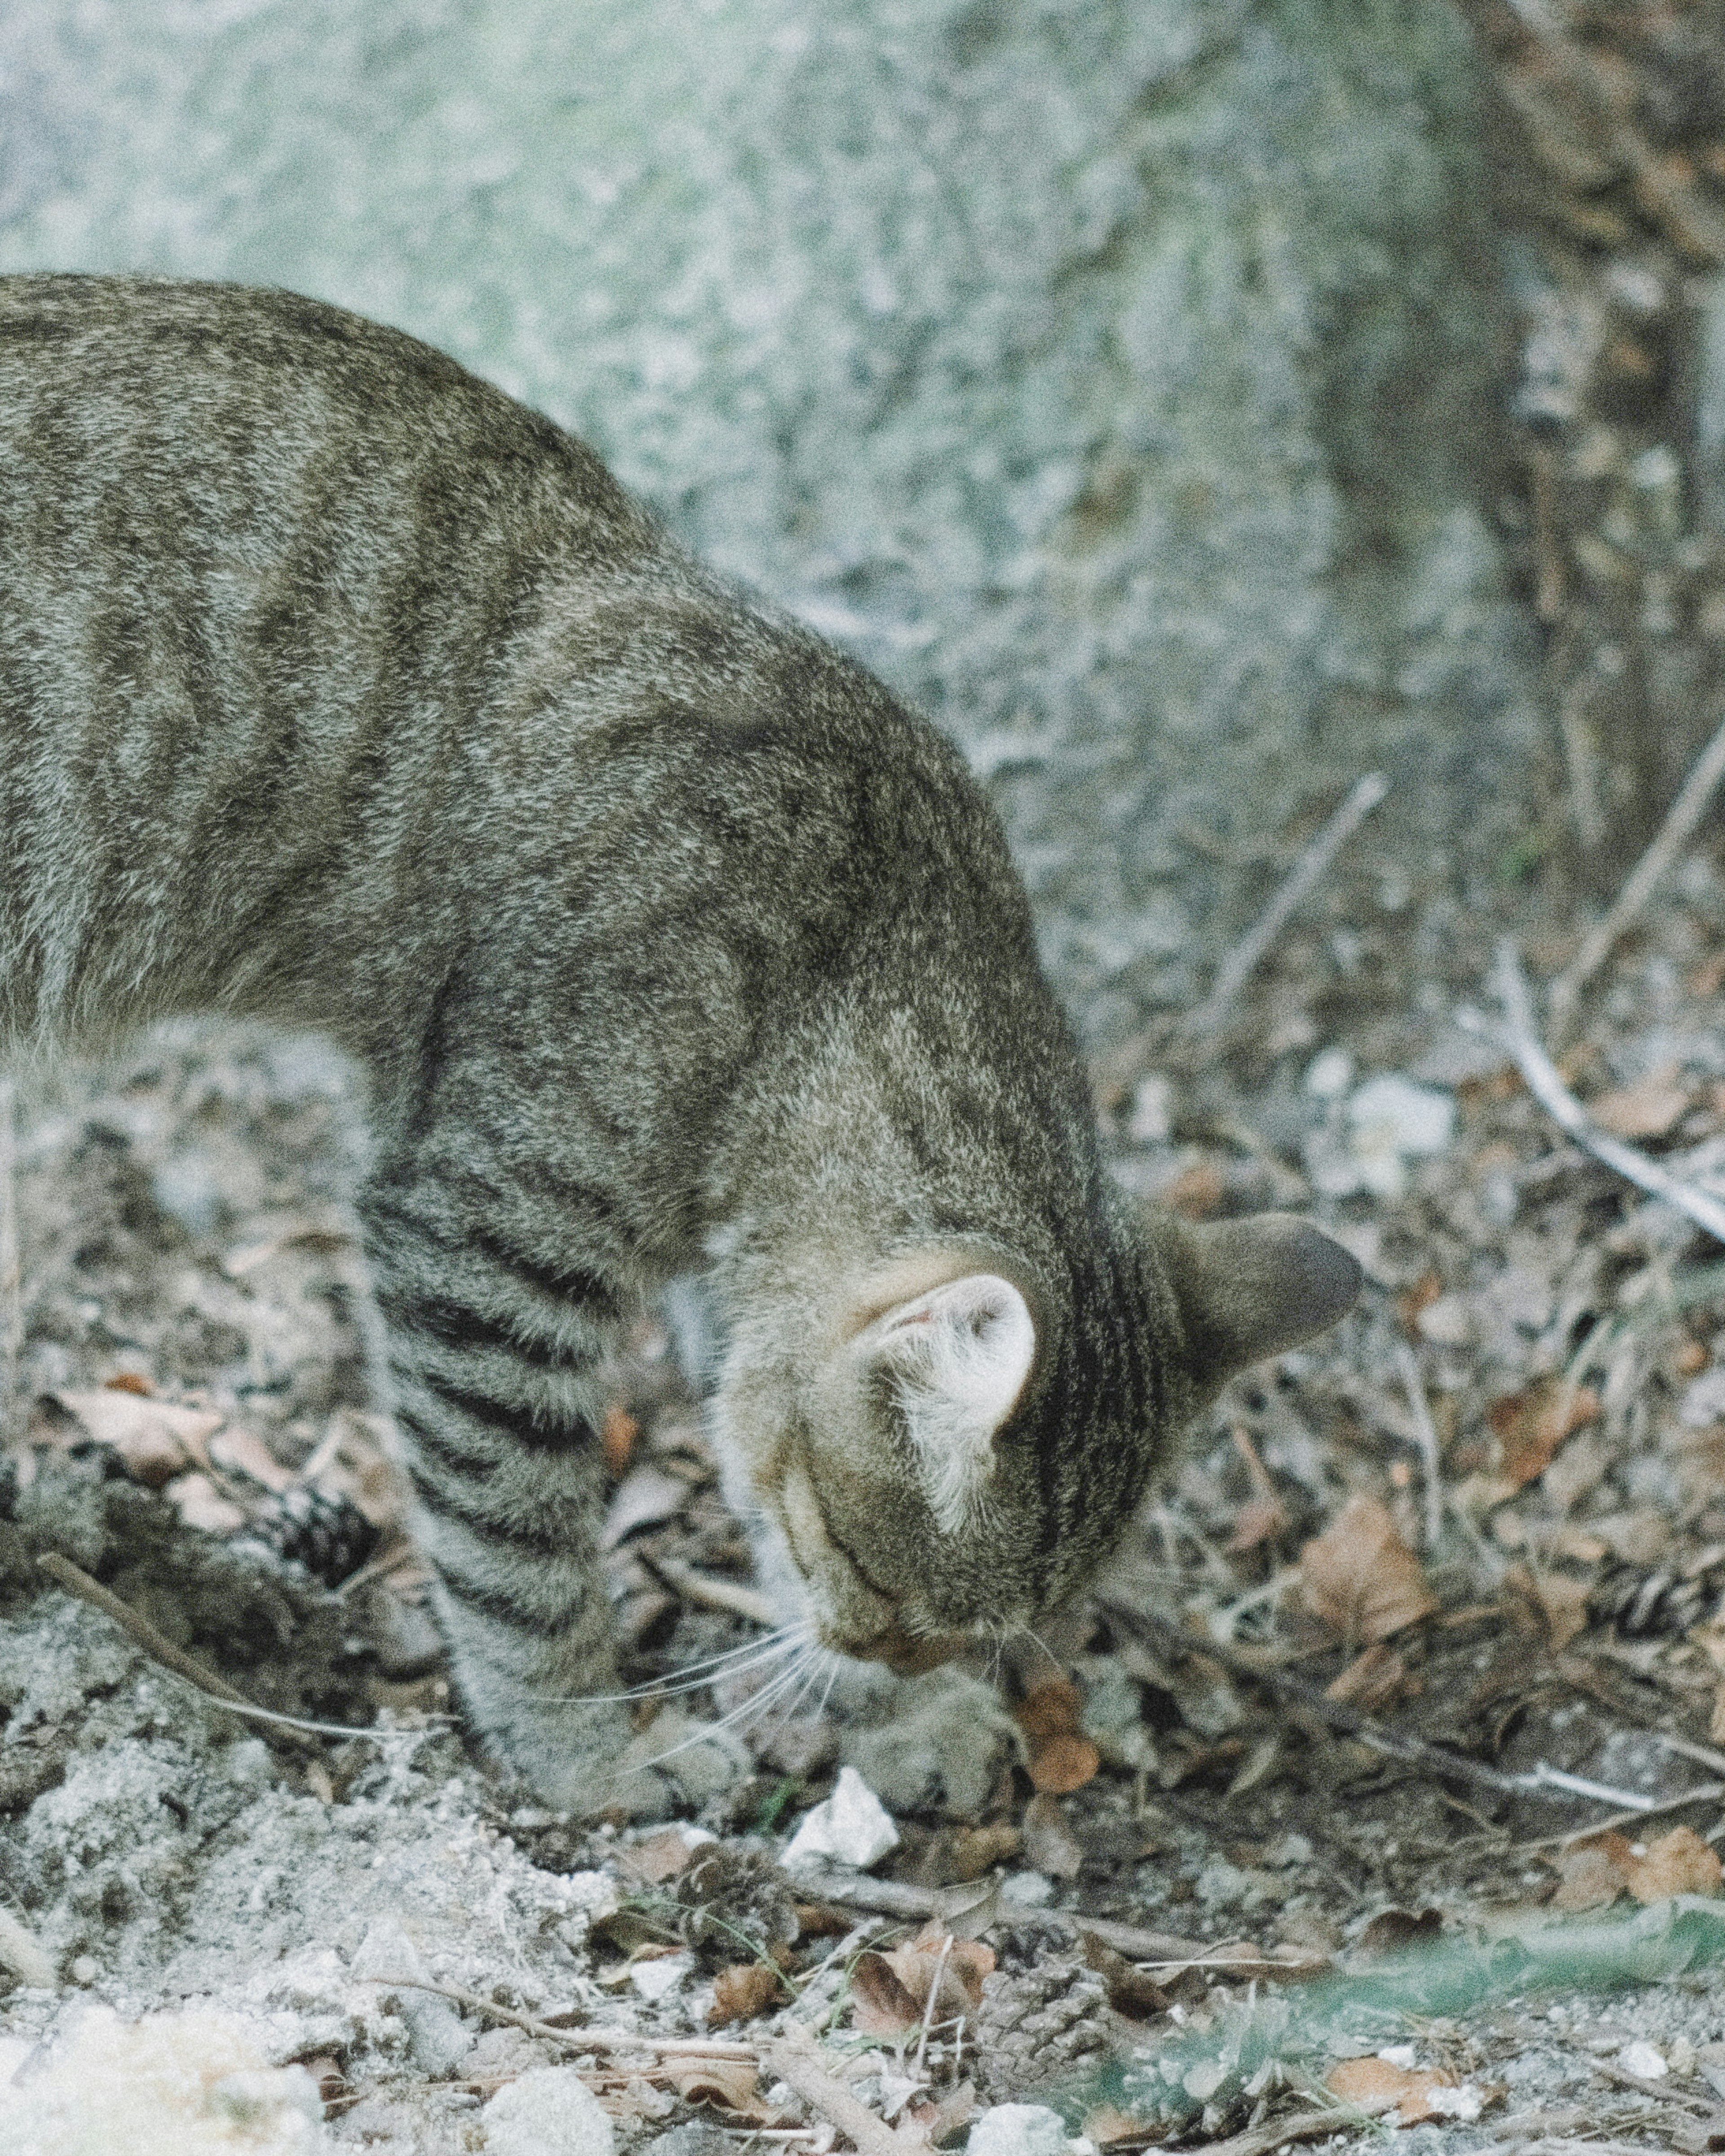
[711, 1209, 1359, 1669]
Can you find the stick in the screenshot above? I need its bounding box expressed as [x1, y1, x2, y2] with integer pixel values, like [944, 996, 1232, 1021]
[370, 1974, 757, 2060]
[0, 1904, 56, 1990]
[643, 1550, 778, 1628]
[1396, 1343, 1444, 1552]
[34, 1552, 398, 1746]
[760, 2027, 932, 2156]
[1549, 704, 1725, 1036]
[1098, 1597, 1720, 1814]
[1182, 2108, 1373, 2156]
[1464, 943, 1725, 1245]
[0, 1077, 18, 1450]
[1179, 772, 1389, 1037]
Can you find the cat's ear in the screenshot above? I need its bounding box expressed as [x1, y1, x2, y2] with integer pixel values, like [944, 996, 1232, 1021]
[1161, 1212, 1360, 1390]
[866, 1274, 1036, 1534]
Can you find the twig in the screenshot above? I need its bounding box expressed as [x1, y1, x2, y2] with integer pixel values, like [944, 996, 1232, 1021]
[369, 1974, 756, 2060]
[35, 1551, 404, 1746]
[1463, 943, 1725, 1245]
[760, 2026, 932, 2156]
[1098, 1596, 1721, 1815]
[1183, 2107, 1370, 2156]
[1396, 1343, 1444, 1553]
[1179, 773, 1389, 1038]
[0, 1076, 18, 1449]
[1549, 704, 1725, 1038]
[643, 1549, 778, 1628]
[0, 1904, 56, 1990]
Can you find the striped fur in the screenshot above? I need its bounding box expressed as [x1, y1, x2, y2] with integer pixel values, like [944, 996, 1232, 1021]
[0, 276, 1358, 1808]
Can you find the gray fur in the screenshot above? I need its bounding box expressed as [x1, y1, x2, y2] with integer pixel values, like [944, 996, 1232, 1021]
[0, 275, 1359, 1807]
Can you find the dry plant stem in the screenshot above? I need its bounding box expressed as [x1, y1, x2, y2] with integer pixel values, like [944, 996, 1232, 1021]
[1549, 703, 1725, 1038]
[1191, 2108, 1380, 2156]
[34, 1551, 384, 1747]
[1098, 1597, 1713, 1814]
[1474, 942, 1725, 1245]
[643, 1549, 779, 1627]
[372, 1974, 756, 2060]
[1512, 1783, 1725, 1854]
[1395, 1343, 1444, 1552]
[0, 1076, 18, 1449]
[761, 2028, 933, 2156]
[1178, 771, 1389, 1039]
[0, 1904, 56, 1990]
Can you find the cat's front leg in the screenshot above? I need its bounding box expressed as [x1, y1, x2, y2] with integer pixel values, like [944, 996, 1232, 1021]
[356, 1169, 668, 1815]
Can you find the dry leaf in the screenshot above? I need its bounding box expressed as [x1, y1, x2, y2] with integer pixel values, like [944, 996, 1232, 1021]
[1528, 1568, 1592, 1651]
[1324, 1642, 1408, 1713]
[1397, 1268, 1442, 1338]
[1326, 2055, 1458, 2125]
[1014, 1678, 1101, 1794]
[709, 1961, 784, 2028]
[616, 1827, 708, 1885]
[1554, 1826, 1723, 1913]
[944, 1823, 1021, 1880]
[102, 1372, 153, 1396]
[1486, 1377, 1601, 1491]
[1588, 1068, 1690, 1139]
[1227, 1495, 1288, 1554]
[208, 1426, 296, 1492]
[661, 2056, 767, 2118]
[163, 1471, 248, 1535]
[1164, 1160, 1223, 1219]
[49, 1389, 223, 1488]
[1355, 1908, 1442, 1956]
[851, 1922, 995, 2038]
[1083, 2105, 1152, 2146]
[1297, 1494, 1436, 1643]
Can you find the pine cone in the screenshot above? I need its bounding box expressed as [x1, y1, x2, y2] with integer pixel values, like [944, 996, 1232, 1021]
[237, 1484, 378, 1589]
[968, 1948, 1112, 2101]
[1587, 1562, 1714, 1638]
[674, 1845, 799, 1964]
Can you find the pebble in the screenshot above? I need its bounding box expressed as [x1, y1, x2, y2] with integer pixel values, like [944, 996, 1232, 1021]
[967, 2103, 1070, 2156]
[1619, 2040, 1667, 2080]
[781, 1766, 900, 1871]
[482, 2066, 616, 2156]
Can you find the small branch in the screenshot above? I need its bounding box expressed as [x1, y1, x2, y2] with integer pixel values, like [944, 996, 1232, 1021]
[370, 1974, 756, 2060]
[1098, 1597, 1720, 1815]
[1464, 943, 1725, 1245]
[35, 1552, 398, 1747]
[1549, 704, 1725, 1037]
[1179, 772, 1389, 1039]
[0, 1904, 56, 1990]
[1396, 1344, 1444, 1553]
[761, 2026, 932, 2156]
[643, 1549, 778, 1627]
[1189, 2107, 1372, 2156]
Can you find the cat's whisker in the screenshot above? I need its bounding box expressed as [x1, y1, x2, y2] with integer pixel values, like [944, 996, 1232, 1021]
[1009, 1620, 1064, 1678]
[538, 1622, 814, 1709]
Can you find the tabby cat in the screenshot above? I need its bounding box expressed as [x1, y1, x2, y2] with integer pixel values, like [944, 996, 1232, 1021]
[0, 276, 1359, 1809]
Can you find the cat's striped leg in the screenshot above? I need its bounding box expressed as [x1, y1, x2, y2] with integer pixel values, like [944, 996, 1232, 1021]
[357, 1170, 660, 1813]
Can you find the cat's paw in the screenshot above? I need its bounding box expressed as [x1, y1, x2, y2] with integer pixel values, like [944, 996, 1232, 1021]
[497, 1703, 753, 1820]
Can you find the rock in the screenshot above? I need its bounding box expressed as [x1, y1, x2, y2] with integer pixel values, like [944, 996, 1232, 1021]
[481, 2065, 616, 2156]
[643, 2126, 733, 2156]
[0, 2004, 324, 2155]
[781, 1766, 899, 1871]
[967, 2103, 1070, 2156]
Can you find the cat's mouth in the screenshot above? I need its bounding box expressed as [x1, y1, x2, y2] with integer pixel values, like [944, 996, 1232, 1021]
[844, 1622, 968, 1677]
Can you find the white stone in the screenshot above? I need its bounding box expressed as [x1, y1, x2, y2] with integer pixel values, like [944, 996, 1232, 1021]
[967, 2103, 1069, 2156]
[628, 1953, 690, 2002]
[1347, 1074, 1455, 1157]
[1000, 1869, 1055, 1907]
[1126, 1074, 1173, 1145]
[482, 2066, 616, 2156]
[781, 1766, 900, 1871]
[1305, 1048, 1354, 1099]
[1619, 2040, 1667, 2080]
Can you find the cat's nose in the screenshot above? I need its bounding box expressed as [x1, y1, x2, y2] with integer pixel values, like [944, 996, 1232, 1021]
[852, 1623, 963, 1676]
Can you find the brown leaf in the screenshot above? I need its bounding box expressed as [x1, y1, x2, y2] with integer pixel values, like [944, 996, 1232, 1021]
[616, 1827, 708, 1885]
[1083, 2105, 1152, 2146]
[1326, 2055, 1458, 2125]
[1588, 1068, 1691, 1139]
[709, 1961, 785, 2028]
[661, 2056, 767, 2118]
[1226, 1495, 1288, 1554]
[1014, 1679, 1084, 1745]
[163, 1471, 248, 1535]
[1620, 1825, 1723, 1902]
[1355, 1908, 1442, 1957]
[1486, 1377, 1601, 1492]
[944, 1823, 1021, 1881]
[102, 1372, 153, 1396]
[1324, 1642, 1408, 1713]
[1552, 1837, 1625, 1913]
[1297, 1494, 1436, 1644]
[1014, 1678, 1101, 1794]
[1027, 1733, 1101, 1795]
[851, 1924, 994, 2038]
[49, 1389, 223, 1487]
